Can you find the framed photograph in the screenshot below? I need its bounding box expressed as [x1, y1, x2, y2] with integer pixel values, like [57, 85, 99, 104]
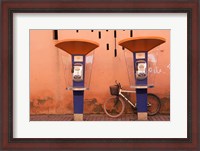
[1, 0, 199, 150]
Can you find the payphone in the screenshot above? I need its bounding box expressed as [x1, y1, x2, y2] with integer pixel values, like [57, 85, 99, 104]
[55, 39, 99, 121]
[73, 63, 84, 82]
[119, 37, 165, 120]
[135, 60, 147, 80]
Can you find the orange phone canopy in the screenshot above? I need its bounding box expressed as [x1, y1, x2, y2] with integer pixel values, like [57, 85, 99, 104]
[55, 39, 99, 55]
[119, 36, 166, 52]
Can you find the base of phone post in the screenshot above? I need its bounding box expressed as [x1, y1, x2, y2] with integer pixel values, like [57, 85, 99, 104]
[73, 90, 84, 121]
[136, 89, 148, 121]
[74, 114, 84, 121]
[138, 112, 148, 121]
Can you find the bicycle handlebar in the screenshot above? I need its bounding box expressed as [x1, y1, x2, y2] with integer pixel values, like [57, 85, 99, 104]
[115, 80, 121, 89]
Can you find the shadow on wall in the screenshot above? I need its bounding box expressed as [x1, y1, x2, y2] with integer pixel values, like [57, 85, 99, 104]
[30, 94, 170, 115]
[30, 96, 73, 114]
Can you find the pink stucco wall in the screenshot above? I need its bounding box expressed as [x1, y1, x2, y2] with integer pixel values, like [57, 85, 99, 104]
[30, 30, 170, 114]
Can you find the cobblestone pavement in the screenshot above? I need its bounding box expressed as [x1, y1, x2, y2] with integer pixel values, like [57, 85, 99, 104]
[30, 114, 170, 121]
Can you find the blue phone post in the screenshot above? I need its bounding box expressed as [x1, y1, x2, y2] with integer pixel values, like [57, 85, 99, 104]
[119, 37, 165, 120]
[55, 39, 99, 121]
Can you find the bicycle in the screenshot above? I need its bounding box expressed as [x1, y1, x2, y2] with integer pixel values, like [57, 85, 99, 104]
[103, 81, 161, 118]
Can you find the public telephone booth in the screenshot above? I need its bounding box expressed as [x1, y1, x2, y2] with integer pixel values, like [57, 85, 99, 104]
[55, 39, 99, 121]
[119, 37, 166, 120]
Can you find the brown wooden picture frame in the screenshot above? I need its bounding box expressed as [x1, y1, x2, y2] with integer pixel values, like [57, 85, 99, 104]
[1, 0, 199, 150]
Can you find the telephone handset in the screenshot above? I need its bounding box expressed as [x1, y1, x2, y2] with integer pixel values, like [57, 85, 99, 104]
[72, 63, 83, 82]
[135, 60, 147, 80]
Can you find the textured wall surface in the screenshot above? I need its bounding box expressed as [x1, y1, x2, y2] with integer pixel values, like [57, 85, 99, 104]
[30, 30, 170, 115]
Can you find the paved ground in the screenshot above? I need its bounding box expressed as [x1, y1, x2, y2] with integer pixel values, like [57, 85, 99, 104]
[30, 114, 170, 121]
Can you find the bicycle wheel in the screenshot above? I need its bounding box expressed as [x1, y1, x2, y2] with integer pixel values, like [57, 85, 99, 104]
[103, 97, 125, 118]
[147, 93, 161, 116]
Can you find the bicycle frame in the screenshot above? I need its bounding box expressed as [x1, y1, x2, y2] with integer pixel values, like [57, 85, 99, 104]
[119, 88, 136, 108]
[104, 82, 161, 118]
